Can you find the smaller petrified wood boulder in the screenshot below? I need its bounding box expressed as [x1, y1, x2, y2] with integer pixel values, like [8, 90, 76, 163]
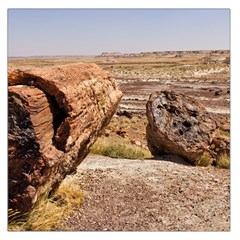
[146, 91, 217, 164]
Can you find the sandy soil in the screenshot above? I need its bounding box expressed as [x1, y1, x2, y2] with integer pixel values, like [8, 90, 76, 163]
[61, 154, 230, 231]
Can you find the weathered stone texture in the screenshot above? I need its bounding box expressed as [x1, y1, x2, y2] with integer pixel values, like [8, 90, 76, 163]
[146, 90, 217, 164]
[8, 63, 122, 212]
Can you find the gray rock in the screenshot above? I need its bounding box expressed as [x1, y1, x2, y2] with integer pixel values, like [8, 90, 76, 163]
[146, 90, 217, 164]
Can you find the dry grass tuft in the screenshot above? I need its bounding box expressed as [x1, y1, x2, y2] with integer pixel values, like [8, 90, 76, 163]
[91, 138, 152, 159]
[195, 151, 213, 167]
[8, 209, 27, 231]
[216, 153, 230, 169]
[8, 179, 84, 231]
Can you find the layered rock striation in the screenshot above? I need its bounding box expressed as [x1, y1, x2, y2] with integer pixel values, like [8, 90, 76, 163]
[8, 63, 122, 212]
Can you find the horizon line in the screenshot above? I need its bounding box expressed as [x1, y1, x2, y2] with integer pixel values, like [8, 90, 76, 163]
[8, 49, 230, 58]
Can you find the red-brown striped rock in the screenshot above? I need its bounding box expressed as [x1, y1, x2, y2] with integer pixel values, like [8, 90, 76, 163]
[8, 63, 122, 212]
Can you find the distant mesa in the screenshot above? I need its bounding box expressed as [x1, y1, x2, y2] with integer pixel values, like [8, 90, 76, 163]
[99, 52, 123, 57]
[97, 50, 229, 58]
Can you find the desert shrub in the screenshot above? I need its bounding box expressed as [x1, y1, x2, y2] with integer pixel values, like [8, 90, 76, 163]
[210, 143, 216, 150]
[219, 129, 230, 138]
[99, 95, 106, 105]
[8, 180, 83, 231]
[195, 152, 213, 167]
[216, 153, 230, 169]
[91, 139, 152, 159]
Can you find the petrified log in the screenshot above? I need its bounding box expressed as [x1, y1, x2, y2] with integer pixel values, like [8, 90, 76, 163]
[146, 90, 217, 164]
[8, 63, 122, 212]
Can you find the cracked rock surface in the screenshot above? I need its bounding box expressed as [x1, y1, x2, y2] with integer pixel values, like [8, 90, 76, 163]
[146, 90, 217, 164]
[8, 64, 122, 213]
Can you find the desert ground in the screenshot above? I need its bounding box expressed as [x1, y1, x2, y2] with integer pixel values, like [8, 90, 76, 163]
[8, 50, 230, 231]
[8, 50, 230, 151]
[61, 154, 229, 231]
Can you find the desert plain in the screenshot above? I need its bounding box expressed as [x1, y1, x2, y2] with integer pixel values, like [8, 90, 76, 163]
[8, 50, 230, 231]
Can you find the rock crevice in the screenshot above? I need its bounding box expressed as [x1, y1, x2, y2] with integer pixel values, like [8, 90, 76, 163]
[8, 63, 122, 212]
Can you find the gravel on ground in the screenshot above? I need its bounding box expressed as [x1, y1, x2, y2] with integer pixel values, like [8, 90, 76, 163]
[61, 154, 230, 231]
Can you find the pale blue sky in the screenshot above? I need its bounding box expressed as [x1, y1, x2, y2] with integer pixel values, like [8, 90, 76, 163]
[8, 9, 230, 57]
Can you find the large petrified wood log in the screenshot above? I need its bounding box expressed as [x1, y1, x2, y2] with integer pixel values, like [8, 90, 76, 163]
[8, 63, 122, 213]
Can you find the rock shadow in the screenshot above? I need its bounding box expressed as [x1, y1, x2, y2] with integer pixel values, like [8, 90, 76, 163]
[150, 154, 192, 166]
